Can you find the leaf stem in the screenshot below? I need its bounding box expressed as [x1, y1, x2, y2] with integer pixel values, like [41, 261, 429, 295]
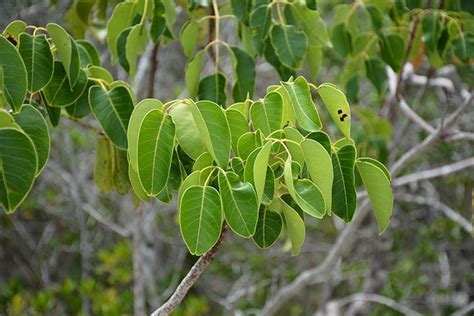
[212, 0, 220, 73]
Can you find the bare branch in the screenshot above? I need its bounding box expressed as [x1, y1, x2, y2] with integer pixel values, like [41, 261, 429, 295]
[334, 293, 423, 316]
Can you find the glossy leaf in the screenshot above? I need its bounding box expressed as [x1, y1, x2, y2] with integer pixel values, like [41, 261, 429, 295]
[0, 128, 37, 213]
[0, 36, 27, 112]
[301, 139, 333, 213]
[13, 105, 50, 174]
[331, 144, 357, 222]
[270, 24, 308, 69]
[89, 85, 135, 150]
[316, 83, 351, 139]
[43, 62, 88, 107]
[197, 73, 227, 107]
[218, 171, 258, 237]
[47, 23, 80, 86]
[253, 207, 282, 249]
[18, 33, 53, 92]
[169, 102, 206, 160]
[356, 158, 393, 233]
[191, 100, 231, 168]
[136, 109, 175, 195]
[250, 91, 283, 136]
[179, 185, 223, 255]
[284, 160, 325, 218]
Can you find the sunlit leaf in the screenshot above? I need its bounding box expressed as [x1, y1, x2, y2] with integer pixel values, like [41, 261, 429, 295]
[250, 91, 283, 136]
[316, 83, 351, 139]
[226, 109, 249, 152]
[186, 50, 205, 99]
[106, 2, 138, 63]
[279, 195, 305, 256]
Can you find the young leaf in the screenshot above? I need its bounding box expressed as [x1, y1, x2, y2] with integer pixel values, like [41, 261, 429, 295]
[185, 50, 205, 99]
[331, 144, 357, 222]
[356, 158, 393, 233]
[0, 128, 37, 213]
[284, 159, 325, 218]
[279, 195, 305, 256]
[281, 77, 321, 132]
[127, 98, 163, 171]
[2, 20, 27, 42]
[245, 142, 272, 205]
[43, 62, 88, 107]
[0, 36, 27, 112]
[0, 110, 19, 128]
[250, 91, 283, 136]
[226, 109, 249, 152]
[218, 171, 258, 238]
[316, 83, 351, 139]
[13, 105, 50, 174]
[237, 131, 262, 160]
[93, 135, 114, 193]
[179, 185, 223, 255]
[125, 23, 148, 80]
[253, 207, 282, 249]
[169, 102, 206, 160]
[230, 46, 256, 102]
[46, 23, 80, 86]
[270, 24, 308, 69]
[18, 33, 54, 92]
[283, 127, 305, 167]
[106, 2, 138, 63]
[136, 109, 175, 196]
[301, 139, 333, 213]
[197, 73, 227, 107]
[190, 100, 231, 169]
[89, 85, 135, 150]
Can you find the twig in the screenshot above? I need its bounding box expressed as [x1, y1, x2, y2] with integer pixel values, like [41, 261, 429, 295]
[151, 224, 229, 316]
[335, 293, 423, 316]
[147, 42, 159, 98]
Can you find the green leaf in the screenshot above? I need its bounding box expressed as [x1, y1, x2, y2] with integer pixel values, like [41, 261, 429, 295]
[245, 142, 272, 205]
[453, 33, 474, 62]
[283, 126, 305, 167]
[0, 128, 37, 213]
[0, 36, 27, 112]
[237, 131, 262, 160]
[365, 57, 387, 95]
[191, 100, 231, 168]
[230, 46, 256, 102]
[193, 152, 214, 172]
[250, 91, 283, 136]
[186, 50, 205, 99]
[306, 131, 331, 154]
[379, 33, 405, 72]
[66, 0, 96, 38]
[178, 171, 201, 207]
[270, 24, 308, 69]
[89, 85, 135, 150]
[301, 139, 333, 213]
[0, 109, 19, 128]
[197, 73, 227, 107]
[169, 102, 206, 159]
[180, 20, 198, 59]
[365, 3, 384, 30]
[356, 158, 393, 233]
[117, 27, 133, 73]
[128, 99, 163, 171]
[421, 12, 441, 54]
[268, 85, 296, 126]
[179, 185, 223, 255]
[129, 164, 149, 202]
[136, 109, 175, 195]
[284, 159, 325, 218]
[264, 38, 296, 80]
[125, 24, 148, 80]
[156, 149, 182, 203]
[13, 104, 50, 174]
[226, 109, 249, 152]
[279, 195, 305, 256]
[106, 2, 138, 63]
[331, 23, 352, 57]
[2, 20, 26, 42]
[87, 66, 114, 84]
[262, 167, 275, 204]
[218, 171, 258, 237]
[253, 207, 282, 249]
[43, 95, 61, 127]
[150, 0, 167, 42]
[316, 83, 351, 139]
[331, 144, 357, 222]
[292, 4, 330, 47]
[231, 157, 245, 179]
[47, 23, 80, 86]
[42, 64, 87, 108]
[249, 5, 271, 54]
[231, 0, 252, 26]
[113, 148, 130, 195]
[306, 45, 323, 82]
[94, 135, 114, 193]
[76, 39, 101, 66]
[281, 77, 321, 132]
[18, 33, 54, 93]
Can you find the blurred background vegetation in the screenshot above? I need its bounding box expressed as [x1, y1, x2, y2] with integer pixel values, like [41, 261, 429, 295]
[0, 0, 473, 315]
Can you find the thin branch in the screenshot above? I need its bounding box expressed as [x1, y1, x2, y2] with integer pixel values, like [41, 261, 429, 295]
[82, 205, 131, 238]
[151, 224, 229, 316]
[335, 293, 423, 316]
[397, 194, 472, 234]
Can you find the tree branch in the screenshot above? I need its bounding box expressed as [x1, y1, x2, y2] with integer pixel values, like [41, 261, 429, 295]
[151, 224, 229, 316]
[334, 293, 423, 316]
